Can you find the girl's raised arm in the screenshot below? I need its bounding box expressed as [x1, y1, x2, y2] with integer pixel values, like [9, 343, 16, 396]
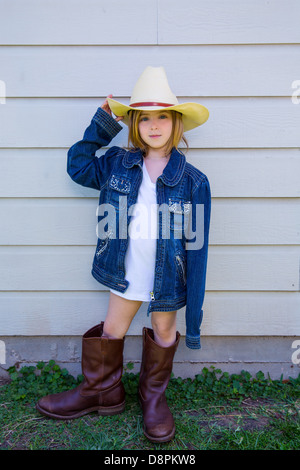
[66, 98, 123, 191]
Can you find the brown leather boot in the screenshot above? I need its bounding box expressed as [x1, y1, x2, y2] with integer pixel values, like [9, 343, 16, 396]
[36, 323, 125, 419]
[138, 327, 180, 443]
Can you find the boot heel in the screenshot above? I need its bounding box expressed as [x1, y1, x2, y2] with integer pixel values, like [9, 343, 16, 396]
[97, 401, 126, 416]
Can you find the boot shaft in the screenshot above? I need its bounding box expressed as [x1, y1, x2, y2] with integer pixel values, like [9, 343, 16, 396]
[81, 323, 125, 395]
[139, 328, 180, 396]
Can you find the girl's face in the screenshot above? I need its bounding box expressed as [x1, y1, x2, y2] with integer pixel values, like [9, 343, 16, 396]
[138, 110, 173, 153]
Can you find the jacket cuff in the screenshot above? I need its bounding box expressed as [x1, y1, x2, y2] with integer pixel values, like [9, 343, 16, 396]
[185, 335, 201, 350]
[92, 107, 123, 139]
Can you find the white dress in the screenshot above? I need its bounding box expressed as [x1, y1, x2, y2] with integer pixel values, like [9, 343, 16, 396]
[110, 162, 157, 301]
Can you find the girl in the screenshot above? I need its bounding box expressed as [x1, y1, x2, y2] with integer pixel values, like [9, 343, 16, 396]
[36, 66, 211, 443]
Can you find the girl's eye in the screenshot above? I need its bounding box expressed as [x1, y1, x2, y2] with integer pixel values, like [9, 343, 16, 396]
[139, 113, 169, 122]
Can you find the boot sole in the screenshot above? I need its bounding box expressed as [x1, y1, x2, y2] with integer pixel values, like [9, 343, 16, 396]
[36, 401, 125, 420]
[143, 425, 175, 443]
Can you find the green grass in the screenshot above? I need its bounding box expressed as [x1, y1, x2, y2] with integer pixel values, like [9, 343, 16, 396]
[0, 361, 299, 450]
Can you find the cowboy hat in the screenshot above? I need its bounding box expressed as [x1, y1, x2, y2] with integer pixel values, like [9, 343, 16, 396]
[107, 66, 209, 132]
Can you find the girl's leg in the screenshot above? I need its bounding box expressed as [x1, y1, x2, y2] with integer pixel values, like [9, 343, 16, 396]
[151, 310, 177, 347]
[103, 291, 143, 339]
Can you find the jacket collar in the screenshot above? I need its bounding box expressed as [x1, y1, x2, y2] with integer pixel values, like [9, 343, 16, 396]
[122, 147, 186, 187]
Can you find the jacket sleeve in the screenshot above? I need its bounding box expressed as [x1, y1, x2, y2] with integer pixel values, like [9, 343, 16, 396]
[67, 107, 123, 190]
[185, 176, 211, 349]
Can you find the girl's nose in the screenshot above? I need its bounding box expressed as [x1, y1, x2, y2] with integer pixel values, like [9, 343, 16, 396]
[150, 119, 158, 129]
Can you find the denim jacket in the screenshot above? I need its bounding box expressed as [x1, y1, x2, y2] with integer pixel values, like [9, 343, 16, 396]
[67, 107, 211, 349]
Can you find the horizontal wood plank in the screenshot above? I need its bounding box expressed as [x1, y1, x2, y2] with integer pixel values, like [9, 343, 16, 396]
[1, 0, 299, 45]
[158, 0, 300, 44]
[0, 98, 299, 148]
[0, 0, 157, 45]
[1, 149, 300, 198]
[0, 246, 298, 291]
[1, 198, 300, 245]
[1, 291, 299, 336]
[1, 45, 299, 97]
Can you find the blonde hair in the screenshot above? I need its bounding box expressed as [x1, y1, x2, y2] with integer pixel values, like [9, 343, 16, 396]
[127, 110, 188, 155]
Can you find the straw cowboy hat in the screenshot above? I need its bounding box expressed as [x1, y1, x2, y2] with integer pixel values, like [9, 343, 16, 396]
[107, 66, 209, 132]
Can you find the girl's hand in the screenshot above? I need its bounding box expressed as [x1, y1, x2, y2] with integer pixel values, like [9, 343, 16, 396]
[101, 94, 123, 122]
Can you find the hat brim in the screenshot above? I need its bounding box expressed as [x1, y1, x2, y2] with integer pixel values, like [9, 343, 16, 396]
[107, 98, 209, 132]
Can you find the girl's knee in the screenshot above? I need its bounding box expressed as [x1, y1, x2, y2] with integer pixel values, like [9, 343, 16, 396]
[151, 311, 177, 346]
[152, 321, 169, 338]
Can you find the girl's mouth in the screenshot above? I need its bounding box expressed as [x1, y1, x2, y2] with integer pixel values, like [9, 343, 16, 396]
[149, 135, 161, 138]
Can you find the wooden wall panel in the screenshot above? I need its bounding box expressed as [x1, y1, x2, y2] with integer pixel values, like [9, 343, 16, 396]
[1, 45, 299, 97]
[0, 0, 157, 45]
[1, 198, 300, 245]
[1, 291, 299, 336]
[158, 0, 300, 44]
[1, 98, 299, 148]
[1, 149, 300, 198]
[0, 246, 298, 291]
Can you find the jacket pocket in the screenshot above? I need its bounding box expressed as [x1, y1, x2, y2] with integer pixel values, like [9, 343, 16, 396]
[174, 252, 187, 287]
[109, 174, 131, 194]
[168, 197, 191, 215]
[168, 197, 191, 237]
[108, 174, 131, 212]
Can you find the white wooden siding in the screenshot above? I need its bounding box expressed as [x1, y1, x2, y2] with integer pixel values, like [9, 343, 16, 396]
[1, 98, 300, 148]
[1, 45, 299, 97]
[0, 0, 158, 45]
[1, 0, 300, 345]
[157, 0, 300, 44]
[1, 0, 299, 45]
[2, 149, 300, 197]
